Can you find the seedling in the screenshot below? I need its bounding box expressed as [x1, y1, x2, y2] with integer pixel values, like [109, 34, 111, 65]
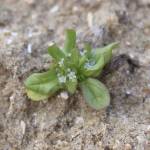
[24, 29, 118, 109]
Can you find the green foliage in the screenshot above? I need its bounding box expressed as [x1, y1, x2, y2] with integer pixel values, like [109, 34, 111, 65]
[64, 29, 76, 54]
[48, 44, 65, 61]
[80, 78, 110, 109]
[24, 29, 118, 109]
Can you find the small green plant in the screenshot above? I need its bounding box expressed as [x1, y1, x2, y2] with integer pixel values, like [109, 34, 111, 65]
[24, 29, 118, 109]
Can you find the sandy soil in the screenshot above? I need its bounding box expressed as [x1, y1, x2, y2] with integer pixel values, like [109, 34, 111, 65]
[0, 0, 150, 150]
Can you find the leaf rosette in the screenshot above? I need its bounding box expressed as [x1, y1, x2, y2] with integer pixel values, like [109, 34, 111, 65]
[25, 29, 118, 109]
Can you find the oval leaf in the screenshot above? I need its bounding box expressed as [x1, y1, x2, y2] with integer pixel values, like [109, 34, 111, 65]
[83, 55, 104, 77]
[84, 43, 92, 58]
[24, 69, 60, 95]
[48, 44, 65, 61]
[70, 48, 79, 66]
[80, 78, 110, 109]
[79, 55, 87, 67]
[64, 29, 76, 53]
[26, 89, 49, 101]
[93, 42, 118, 65]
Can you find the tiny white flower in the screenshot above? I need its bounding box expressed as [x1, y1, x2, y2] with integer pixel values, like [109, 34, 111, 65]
[80, 50, 86, 56]
[84, 60, 96, 69]
[58, 75, 66, 83]
[68, 71, 76, 80]
[58, 58, 64, 67]
[90, 60, 96, 66]
[84, 62, 90, 69]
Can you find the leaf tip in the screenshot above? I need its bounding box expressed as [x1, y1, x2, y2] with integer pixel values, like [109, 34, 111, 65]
[111, 42, 119, 49]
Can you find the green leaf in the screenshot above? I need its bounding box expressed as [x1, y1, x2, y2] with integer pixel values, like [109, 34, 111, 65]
[24, 69, 60, 95]
[83, 55, 104, 77]
[84, 43, 92, 58]
[80, 78, 110, 109]
[70, 48, 79, 66]
[64, 29, 76, 53]
[79, 55, 87, 67]
[65, 79, 77, 94]
[93, 42, 118, 65]
[48, 44, 65, 61]
[26, 89, 49, 101]
[84, 43, 92, 52]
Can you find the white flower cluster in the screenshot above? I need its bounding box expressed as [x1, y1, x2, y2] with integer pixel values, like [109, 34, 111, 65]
[58, 58, 64, 67]
[58, 74, 66, 83]
[57, 68, 76, 84]
[67, 71, 76, 81]
[84, 60, 96, 69]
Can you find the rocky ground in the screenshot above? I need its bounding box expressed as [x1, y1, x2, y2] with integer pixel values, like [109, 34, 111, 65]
[0, 0, 150, 150]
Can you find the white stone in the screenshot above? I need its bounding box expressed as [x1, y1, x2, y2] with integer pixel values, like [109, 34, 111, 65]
[27, 43, 32, 54]
[6, 38, 13, 45]
[87, 12, 93, 28]
[11, 32, 18, 37]
[126, 90, 131, 95]
[75, 116, 84, 125]
[48, 41, 54, 46]
[126, 41, 131, 46]
[20, 120, 26, 135]
[50, 5, 59, 13]
[28, 30, 33, 38]
[60, 91, 69, 100]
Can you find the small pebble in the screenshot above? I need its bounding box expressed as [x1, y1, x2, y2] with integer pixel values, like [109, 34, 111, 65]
[9, 94, 15, 101]
[27, 43, 32, 54]
[28, 30, 33, 38]
[126, 70, 130, 75]
[126, 90, 131, 95]
[87, 12, 93, 28]
[6, 38, 13, 45]
[59, 92, 69, 100]
[124, 143, 132, 150]
[50, 5, 59, 13]
[126, 41, 131, 46]
[48, 41, 54, 46]
[11, 32, 18, 37]
[20, 120, 26, 135]
[75, 116, 84, 125]
[129, 53, 135, 59]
